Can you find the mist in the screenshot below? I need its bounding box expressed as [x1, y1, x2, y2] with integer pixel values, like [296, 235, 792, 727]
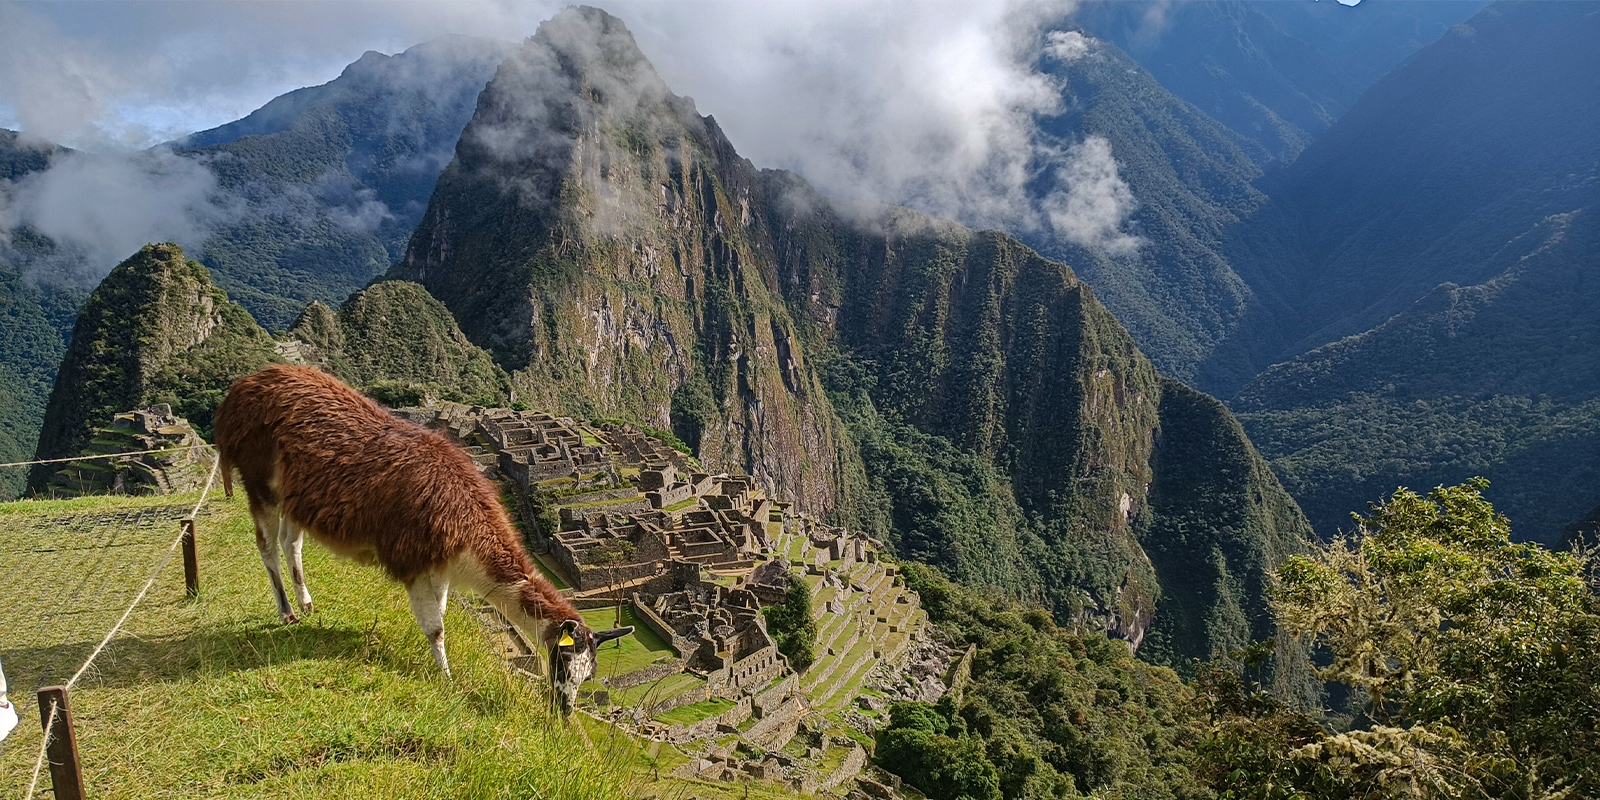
[0, 0, 1143, 284]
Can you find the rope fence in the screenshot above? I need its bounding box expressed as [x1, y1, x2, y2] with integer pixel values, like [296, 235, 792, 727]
[0, 445, 207, 471]
[19, 457, 221, 800]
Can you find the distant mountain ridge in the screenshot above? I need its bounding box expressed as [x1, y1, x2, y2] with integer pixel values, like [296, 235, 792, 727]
[1220, 1, 1600, 543]
[175, 34, 517, 328]
[1074, 0, 1488, 163]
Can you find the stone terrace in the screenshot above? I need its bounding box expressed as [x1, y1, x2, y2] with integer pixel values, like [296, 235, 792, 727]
[395, 403, 950, 793]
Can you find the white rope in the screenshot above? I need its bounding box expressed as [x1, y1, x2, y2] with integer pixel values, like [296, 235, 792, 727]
[24, 698, 58, 800]
[0, 443, 213, 470]
[66, 457, 219, 690]
[22, 457, 221, 800]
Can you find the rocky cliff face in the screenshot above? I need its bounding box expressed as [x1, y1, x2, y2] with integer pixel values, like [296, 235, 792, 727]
[29, 243, 279, 489]
[760, 174, 1309, 655]
[393, 7, 850, 515]
[395, 6, 1311, 659]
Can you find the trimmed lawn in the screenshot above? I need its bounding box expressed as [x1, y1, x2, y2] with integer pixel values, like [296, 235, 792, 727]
[581, 605, 674, 679]
[654, 698, 733, 726]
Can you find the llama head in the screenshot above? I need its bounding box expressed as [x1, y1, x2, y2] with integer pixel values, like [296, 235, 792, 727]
[549, 619, 634, 715]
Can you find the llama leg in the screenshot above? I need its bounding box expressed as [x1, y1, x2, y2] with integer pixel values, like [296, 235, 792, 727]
[406, 575, 451, 675]
[279, 519, 313, 615]
[253, 509, 297, 624]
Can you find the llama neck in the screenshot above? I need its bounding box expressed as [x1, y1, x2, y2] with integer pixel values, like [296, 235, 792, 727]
[451, 548, 576, 652]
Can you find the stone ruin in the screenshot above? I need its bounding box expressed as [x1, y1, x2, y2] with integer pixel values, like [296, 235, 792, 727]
[393, 401, 951, 795]
[49, 405, 216, 497]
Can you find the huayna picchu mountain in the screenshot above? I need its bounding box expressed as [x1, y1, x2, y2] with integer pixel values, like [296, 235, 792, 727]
[393, 6, 1314, 670]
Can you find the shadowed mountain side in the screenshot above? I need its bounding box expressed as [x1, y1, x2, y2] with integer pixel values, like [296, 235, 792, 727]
[1139, 380, 1313, 698]
[1204, 0, 1600, 391]
[1074, 0, 1487, 163]
[176, 35, 517, 329]
[1236, 210, 1600, 544]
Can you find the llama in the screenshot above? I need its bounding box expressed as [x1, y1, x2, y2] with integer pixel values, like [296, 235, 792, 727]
[214, 365, 630, 713]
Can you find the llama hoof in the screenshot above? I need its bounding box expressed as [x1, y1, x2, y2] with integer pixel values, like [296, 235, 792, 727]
[302, 602, 316, 615]
[281, 611, 301, 625]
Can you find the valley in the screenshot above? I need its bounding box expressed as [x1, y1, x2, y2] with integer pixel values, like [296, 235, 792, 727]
[2, 1, 1597, 797]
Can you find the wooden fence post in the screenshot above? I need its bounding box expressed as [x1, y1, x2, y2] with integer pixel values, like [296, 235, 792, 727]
[37, 686, 85, 800]
[181, 517, 199, 598]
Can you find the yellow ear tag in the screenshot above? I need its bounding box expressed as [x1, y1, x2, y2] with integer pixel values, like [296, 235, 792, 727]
[559, 633, 576, 647]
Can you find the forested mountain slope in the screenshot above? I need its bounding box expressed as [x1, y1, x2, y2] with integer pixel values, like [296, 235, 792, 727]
[1238, 210, 1600, 544]
[1218, 1, 1600, 543]
[395, 6, 1314, 668]
[27, 244, 280, 489]
[1019, 30, 1267, 385]
[175, 35, 516, 328]
[0, 131, 73, 498]
[1209, 0, 1600, 388]
[1074, 0, 1486, 163]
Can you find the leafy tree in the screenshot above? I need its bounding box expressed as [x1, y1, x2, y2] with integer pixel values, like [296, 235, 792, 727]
[875, 701, 1001, 800]
[760, 572, 817, 672]
[1261, 479, 1600, 797]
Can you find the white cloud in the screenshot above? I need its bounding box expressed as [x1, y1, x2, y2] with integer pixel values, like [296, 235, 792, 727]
[1045, 30, 1092, 62]
[1043, 136, 1141, 254]
[0, 1, 1143, 262]
[0, 149, 235, 281]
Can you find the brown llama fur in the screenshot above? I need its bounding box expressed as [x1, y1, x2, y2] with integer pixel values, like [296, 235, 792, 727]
[214, 365, 629, 711]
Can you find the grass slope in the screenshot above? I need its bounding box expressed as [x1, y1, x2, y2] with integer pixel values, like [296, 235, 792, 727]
[0, 491, 634, 799]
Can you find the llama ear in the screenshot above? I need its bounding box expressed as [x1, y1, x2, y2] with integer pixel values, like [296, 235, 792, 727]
[595, 626, 634, 644]
[557, 618, 579, 647]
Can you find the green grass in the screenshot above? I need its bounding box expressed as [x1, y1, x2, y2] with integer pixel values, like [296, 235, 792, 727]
[661, 496, 698, 512]
[560, 496, 648, 511]
[580, 606, 674, 678]
[0, 492, 636, 799]
[653, 698, 734, 726]
[610, 671, 704, 708]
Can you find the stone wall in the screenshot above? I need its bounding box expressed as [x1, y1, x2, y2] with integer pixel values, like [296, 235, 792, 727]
[630, 593, 695, 655]
[605, 659, 685, 691]
[752, 672, 798, 717]
[743, 696, 803, 750]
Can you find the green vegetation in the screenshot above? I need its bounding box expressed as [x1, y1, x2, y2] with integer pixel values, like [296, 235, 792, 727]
[760, 571, 818, 672]
[0, 491, 634, 799]
[1198, 480, 1600, 798]
[898, 563, 1203, 799]
[28, 243, 279, 489]
[288, 281, 513, 407]
[875, 700, 1002, 800]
